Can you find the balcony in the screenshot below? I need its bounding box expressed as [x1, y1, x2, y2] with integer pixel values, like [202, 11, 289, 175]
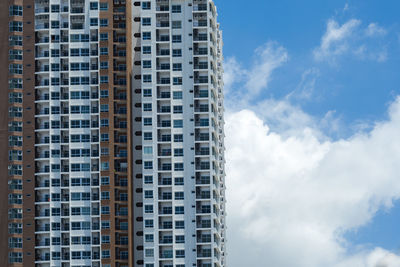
[194, 20, 208, 27]
[157, 35, 170, 42]
[196, 191, 211, 199]
[35, 225, 50, 232]
[197, 249, 212, 258]
[197, 235, 212, 243]
[197, 220, 211, 228]
[159, 250, 173, 259]
[158, 92, 171, 99]
[157, 21, 170, 28]
[194, 4, 208, 11]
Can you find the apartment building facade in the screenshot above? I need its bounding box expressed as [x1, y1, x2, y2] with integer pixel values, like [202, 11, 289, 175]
[0, 0, 225, 266]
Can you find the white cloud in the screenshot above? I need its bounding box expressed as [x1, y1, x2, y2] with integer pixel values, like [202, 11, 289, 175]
[366, 23, 387, 37]
[314, 19, 388, 63]
[223, 41, 288, 106]
[224, 35, 400, 267]
[225, 97, 400, 267]
[288, 68, 320, 101]
[223, 57, 244, 94]
[314, 19, 361, 61]
[245, 42, 289, 97]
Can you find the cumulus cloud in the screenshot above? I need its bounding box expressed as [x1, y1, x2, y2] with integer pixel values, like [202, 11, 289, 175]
[225, 98, 400, 267]
[314, 19, 388, 63]
[224, 35, 400, 266]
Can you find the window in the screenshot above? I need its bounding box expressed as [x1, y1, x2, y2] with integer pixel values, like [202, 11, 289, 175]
[102, 235, 110, 244]
[8, 180, 22, 191]
[51, 21, 60, 29]
[101, 119, 109, 127]
[174, 134, 183, 143]
[9, 21, 23, 32]
[101, 147, 109, 156]
[142, 2, 151, 10]
[143, 132, 152, 141]
[101, 191, 110, 200]
[176, 250, 185, 258]
[102, 250, 110, 259]
[145, 248, 154, 257]
[100, 76, 109, 84]
[100, 47, 108, 55]
[142, 60, 151, 68]
[144, 190, 153, 199]
[173, 77, 183, 85]
[100, 61, 108, 69]
[173, 63, 182, 71]
[144, 175, 153, 184]
[143, 74, 152, 83]
[142, 46, 151, 54]
[175, 220, 184, 229]
[100, 2, 108, 10]
[173, 120, 183, 128]
[175, 177, 184, 185]
[142, 32, 151, 40]
[172, 35, 182, 43]
[102, 221, 110, 229]
[176, 235, 185, 243]
[9, 50, 23, 60]
[9, 252, 22, 263]
[90, 18, 98, 26]
[143, 146, 153, 154]
[143, 117, 152, 126]
[144, 161, 153, 170]
[100, 19, 109, 27]
[8, 122, 23, 132]
[172, 5, 181, 13]
[174, 163, 184, 171]
[9, 64, 22, 74]
[142, 18, 151, 26]
[8, 164, 22, 176]
[143, 103, 152, 111]
[175, 192, 184, 200]
[9, 6, 23, 16]
[90, 2, 98, 9]
[173, 91, 183, 99]
[100, 104, 109, 112]
[172, 20, 183, 29]
[144, 205, 153, 214]
[172, 49, 182, 57]
[101, 176, 110, 185]
[101, 162, 109, 171]
[8, 237, 22, 248]
[100, 90, 109, 98]
[9, 36, 22, 46]
[101, 206, 110, 215]
[144, 219, 154, 228]
[143, 89, 152, 97]
[145, 234, 154, 242]
[100, 33, 108, 41]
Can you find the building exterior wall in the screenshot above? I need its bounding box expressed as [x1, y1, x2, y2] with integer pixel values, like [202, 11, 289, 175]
[0, 0, 225, 266]
[136, 1, 226, 266]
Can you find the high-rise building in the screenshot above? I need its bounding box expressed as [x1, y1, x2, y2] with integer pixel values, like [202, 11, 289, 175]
[0, 0, 225, 266]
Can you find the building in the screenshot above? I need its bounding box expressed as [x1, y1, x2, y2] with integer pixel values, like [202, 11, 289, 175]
[0, 0, 225, 266]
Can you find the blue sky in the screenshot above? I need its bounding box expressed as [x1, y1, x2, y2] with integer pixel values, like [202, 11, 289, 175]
[217, 0, 400, 127]
[217, 1, 400, 266]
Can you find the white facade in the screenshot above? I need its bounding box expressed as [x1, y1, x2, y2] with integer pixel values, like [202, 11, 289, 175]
[138, 1, 226, 266]
[34, 0, 102, 266]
